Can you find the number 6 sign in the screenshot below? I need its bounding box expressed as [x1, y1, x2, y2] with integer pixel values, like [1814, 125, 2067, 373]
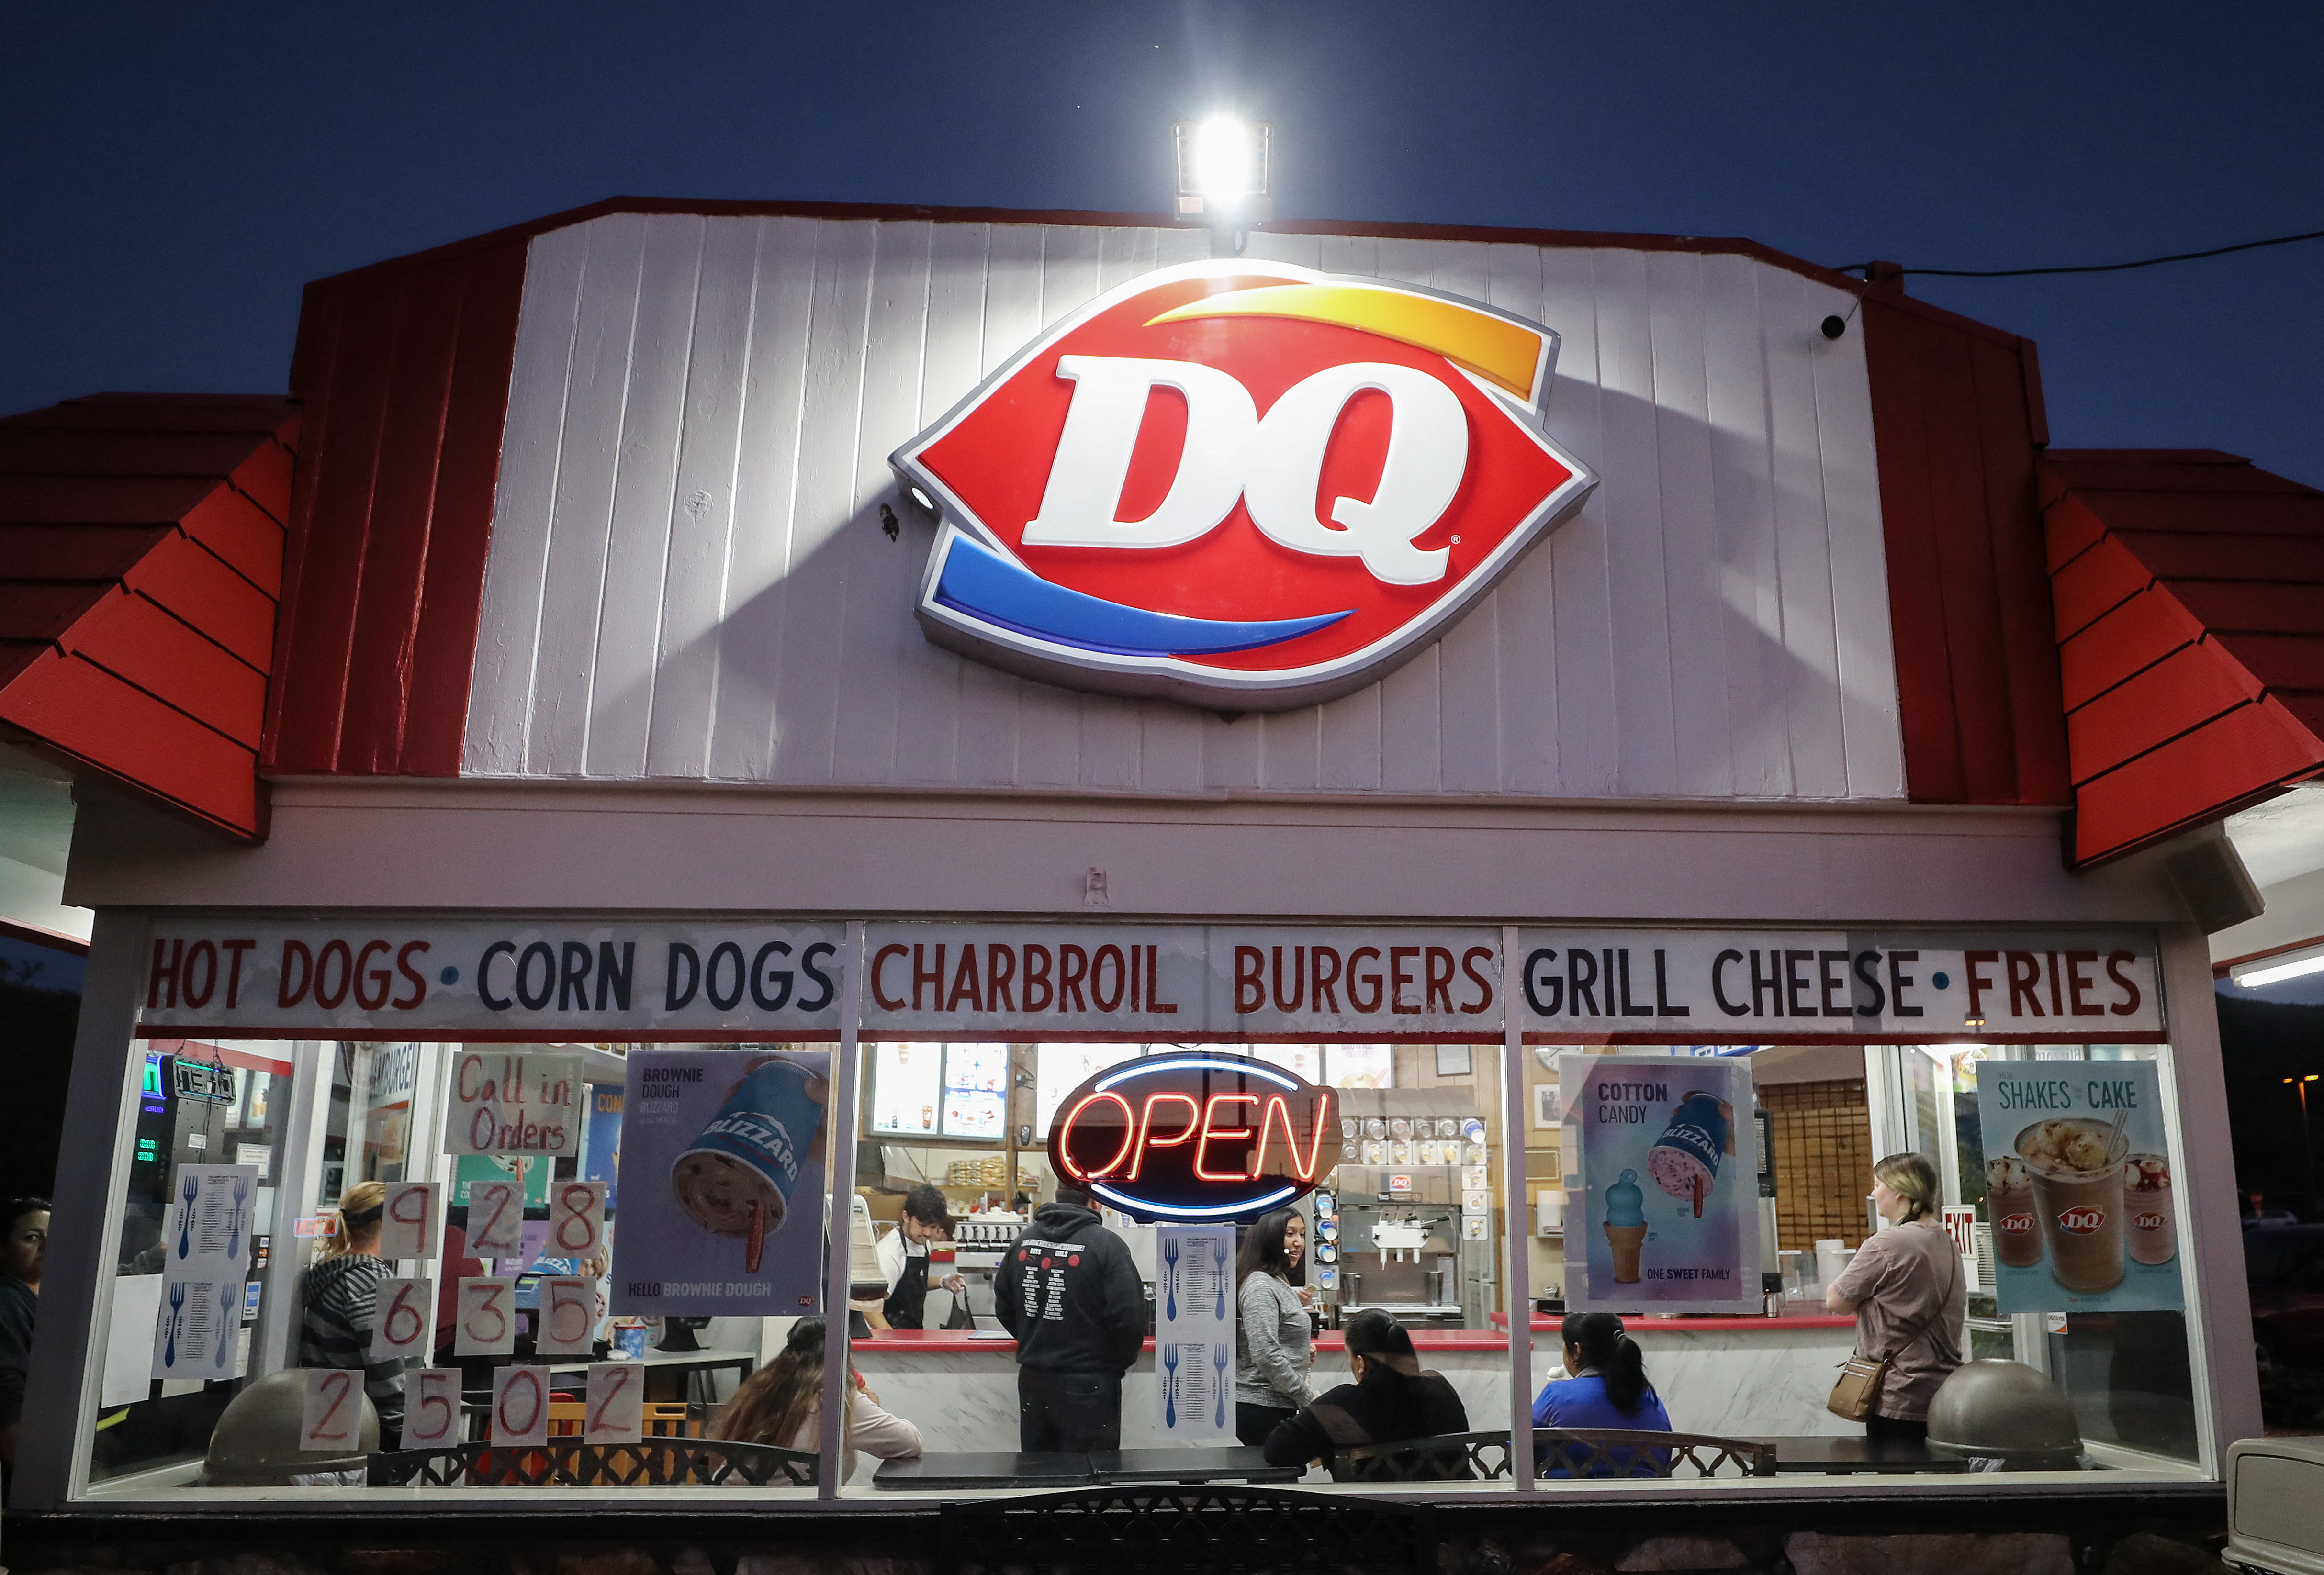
[454, 1277, 517, 1355]
[300, 1368, 365, 1452]
[584, 1363, 643, 1442]
[370, 1276, 435, 1361]
[547, 1181, 606, 1257]
[466, 1179, 525, 1257]
[491, 1364, 550, 1446]
[402, 1368, 462, 1448]
[534, 1276, 598, 1356]
[378, 1182, 441, 1260]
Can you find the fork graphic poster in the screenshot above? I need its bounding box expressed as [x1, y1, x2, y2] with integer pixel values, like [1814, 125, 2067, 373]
[150, 1163, 259, 1379]
[1152, 1224, 1234, 1441]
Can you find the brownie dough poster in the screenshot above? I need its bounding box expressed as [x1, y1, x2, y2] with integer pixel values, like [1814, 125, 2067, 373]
[609, 1049, 830, 1317]
[1560, 1055, 1760, 1314]
[1975, 1060, 2183, 1313]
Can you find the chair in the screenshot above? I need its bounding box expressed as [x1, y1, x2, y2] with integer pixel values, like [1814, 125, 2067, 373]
[366, 1437, 817, 1487]
[938, 1484, 1433, 1575]
[1334, 1428, 1775, 1482]
[546, 1401, 698, 1438]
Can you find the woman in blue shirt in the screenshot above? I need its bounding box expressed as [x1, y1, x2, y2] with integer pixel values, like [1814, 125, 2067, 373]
[1530, 1312, 1672, 1477]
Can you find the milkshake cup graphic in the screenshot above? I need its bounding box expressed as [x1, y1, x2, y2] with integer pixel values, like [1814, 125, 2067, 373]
[672, 1058, 822, 1274]
[1604, 1170, 1648, 1284]
[2125, 1154, 2176, 1266]
[2016, 1118, 2126, 1294]
[1648, 1091, 1733, 1217]
[1986, 1155, 2043, 1268]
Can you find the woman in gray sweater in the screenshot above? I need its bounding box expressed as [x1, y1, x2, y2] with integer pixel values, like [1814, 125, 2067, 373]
[1233, 1208, 1315, 1444]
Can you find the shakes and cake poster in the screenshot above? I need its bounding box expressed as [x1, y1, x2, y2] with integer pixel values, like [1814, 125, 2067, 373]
[609, 1049, 830, 1316]
[1974, 1060, 2183, 1313]
[1560, 1055, 1761, 1313]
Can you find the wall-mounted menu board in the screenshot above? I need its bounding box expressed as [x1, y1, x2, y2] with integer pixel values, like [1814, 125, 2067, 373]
[942, 1044, 1009, 1139]
[869, 1043, 1011, 1140]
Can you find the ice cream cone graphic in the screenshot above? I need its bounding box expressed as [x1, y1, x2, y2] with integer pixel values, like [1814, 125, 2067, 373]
[1605, 1169, 1648, 1284]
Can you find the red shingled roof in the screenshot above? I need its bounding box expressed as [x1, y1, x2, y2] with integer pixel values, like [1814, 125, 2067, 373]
[0, 394, 298, 841]
[2042, 449, 2324, 867]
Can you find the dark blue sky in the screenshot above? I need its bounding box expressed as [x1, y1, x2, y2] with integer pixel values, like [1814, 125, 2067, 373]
[5, 3, 2319, 483]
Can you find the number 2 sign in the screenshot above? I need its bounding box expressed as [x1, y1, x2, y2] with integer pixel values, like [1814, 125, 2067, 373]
[547, 1181, 606, 1257]
[402, 1368, 462, 1448]
[454, 1277, 517, 1355]
[300, 1368, 366, 1452]
[533, 1276, 598, 1357]
[584, 1362, 643, 1443]
[491, 1364, 550, 1446]
[370, 1276, 435, 1361]
[466, 1179, 525, 1258]
[378, 1182, 441, 1260]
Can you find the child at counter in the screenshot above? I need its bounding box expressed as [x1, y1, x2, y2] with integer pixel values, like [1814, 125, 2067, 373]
[719, 1317, 921, 1484]
[1531, 1311, 1671, 1478]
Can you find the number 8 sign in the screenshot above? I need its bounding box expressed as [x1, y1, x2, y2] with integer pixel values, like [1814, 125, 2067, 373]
[300, 1368, 365, 1452]
[492, 1364, 550, 1446]
[370, 1276, 434, 1361]
[402, 1368, 462, 1448]
[548, 1181, 606, 1257]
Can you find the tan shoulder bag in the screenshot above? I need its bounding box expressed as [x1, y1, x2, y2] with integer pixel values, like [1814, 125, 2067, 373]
[1826, 1229, 1958, 1421]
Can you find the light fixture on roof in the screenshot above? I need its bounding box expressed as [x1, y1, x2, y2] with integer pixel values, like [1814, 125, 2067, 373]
[1173, 116, 1272, 257]
[2231, 943, 2324, 989]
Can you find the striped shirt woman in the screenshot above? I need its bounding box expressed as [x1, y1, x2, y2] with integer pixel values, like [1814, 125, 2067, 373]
[298, 1182, 408, 1444]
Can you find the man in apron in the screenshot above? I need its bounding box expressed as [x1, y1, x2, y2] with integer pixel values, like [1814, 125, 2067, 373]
[876, 1184, 967, 1329]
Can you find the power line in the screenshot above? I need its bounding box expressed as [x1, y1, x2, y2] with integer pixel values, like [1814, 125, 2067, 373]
[1835, 226, 2324, 280]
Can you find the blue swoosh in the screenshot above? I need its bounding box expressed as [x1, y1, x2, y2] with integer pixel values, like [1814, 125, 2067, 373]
[932, 533, 1352, 657]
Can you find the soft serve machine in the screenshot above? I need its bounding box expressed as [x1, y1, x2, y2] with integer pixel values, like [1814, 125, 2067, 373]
[1322, 1089, 1496, 1328]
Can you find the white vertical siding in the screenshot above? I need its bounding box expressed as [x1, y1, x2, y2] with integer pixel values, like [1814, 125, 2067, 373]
[463, 213, 1906, 801]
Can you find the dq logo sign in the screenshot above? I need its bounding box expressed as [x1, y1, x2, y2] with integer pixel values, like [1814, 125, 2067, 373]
[1048, 1051, 1342, 1221]
[1997, 1212, 2036, 1236]
[2133, 1210, 2166, 1232]
[891, 260, 1595, 710]
[2057, 1207, 2108, 1235]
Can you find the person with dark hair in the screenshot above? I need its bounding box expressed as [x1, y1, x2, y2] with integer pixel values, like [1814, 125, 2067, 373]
[1531, 1312, 1673, 1477]
[993, 1181, 1145, 1451]
[719, 1317, 921, 1483]
[1234, 1207, 1315, 1443]
[297, 1181, 409, 1446]
[876, 1184, 967, 1330]
[1262, 1308, 1468, 1474]
[1826, 1152, 1964, 1441]
[0, 1196, 49, 1475]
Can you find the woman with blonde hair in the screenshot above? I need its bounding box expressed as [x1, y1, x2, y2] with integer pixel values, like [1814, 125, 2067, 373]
[718, 1317, 921, 1484]
[1826, 1153, 1965, 1441]
[298, 1181, 410, 1445]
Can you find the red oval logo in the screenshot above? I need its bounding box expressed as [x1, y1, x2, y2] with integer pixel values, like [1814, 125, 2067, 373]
[1047, 1050, 1342, 1222]
[2133, 1211, 2166, 1231]
[2057, 1207, 2107, 1235]
[1998, 1213, 2035, 1236]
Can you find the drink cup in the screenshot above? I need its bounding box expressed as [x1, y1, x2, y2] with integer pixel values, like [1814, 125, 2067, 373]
[2125, 1154, 2176, 1266]
[2016, 1118, 2126, 1294]
[1986, 1155, 2043, 1268]
[672, 1058, 821, 1271]
[1648, 1091, 1731, 1216]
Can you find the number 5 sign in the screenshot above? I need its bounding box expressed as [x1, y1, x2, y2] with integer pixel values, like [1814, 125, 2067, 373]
[402, 1368, 462, 1448]
[300, 1368, 367, 1452]
[548, 1181, 606, 1257]
[370, 1276, 435, 1361]
[534, 1276, 598, 1356]
[454, 1277, 517, 1355]
[378, 1182, 440, 1260]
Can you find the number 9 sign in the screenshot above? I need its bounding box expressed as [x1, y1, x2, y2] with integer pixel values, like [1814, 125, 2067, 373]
[299, 1368, 364, 1452]
[402, 1368, 462, 1449]
[492, 1364, 550, 1446]
[379, 1182, 441, 1261]
[454, 1276, 517, 1355]
[370, 1276, 435, 1361]
[534, 1276, 598, 1356]
[548, 1181, 606, 1257]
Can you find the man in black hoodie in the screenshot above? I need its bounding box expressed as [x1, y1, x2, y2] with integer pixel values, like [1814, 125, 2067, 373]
[993, 1184, 1146, 1451]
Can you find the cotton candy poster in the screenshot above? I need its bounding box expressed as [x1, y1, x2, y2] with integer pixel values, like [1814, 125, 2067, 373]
[1560, 1055, 1760, 1314]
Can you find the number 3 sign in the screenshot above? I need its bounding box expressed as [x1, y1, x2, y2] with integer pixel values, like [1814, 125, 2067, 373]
[300, 1368, 366, 1452]
[370, 1276, 434, 1361]
[548, 1181, 606, 1257]
[454, 1277, 517, 1355]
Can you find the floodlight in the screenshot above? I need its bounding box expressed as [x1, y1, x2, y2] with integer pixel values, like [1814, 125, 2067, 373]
[1173, 117, 1272, 223]
[2231, 944, 2324, 989]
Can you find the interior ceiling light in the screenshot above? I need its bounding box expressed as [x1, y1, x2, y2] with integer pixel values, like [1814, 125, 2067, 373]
[2230, 944, 2324, 989]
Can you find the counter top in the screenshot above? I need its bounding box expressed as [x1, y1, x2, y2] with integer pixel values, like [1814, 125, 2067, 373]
[855, 1315, 1853, 1355]
[1490, 1312, 1855, 1333]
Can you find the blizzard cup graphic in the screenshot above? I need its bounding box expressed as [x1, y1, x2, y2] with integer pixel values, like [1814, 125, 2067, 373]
[1604, 1169, 1648, 1284]
[1648, 1091, 1732, 1217]
[1986, 1155, 2043, 1268]
[671, 1059, 819, 1274]
[2017, 1118, 2126, 1294]
[2126, 1154, 2176, 1266]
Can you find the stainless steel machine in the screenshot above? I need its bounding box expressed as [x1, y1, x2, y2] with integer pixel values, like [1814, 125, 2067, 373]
[1326, 1087, 1495, 1328]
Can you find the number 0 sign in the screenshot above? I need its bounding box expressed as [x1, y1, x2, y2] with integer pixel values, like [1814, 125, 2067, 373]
[454, 1277, 517, 1355]
[299, 1368, 364, 1452]
[547, 1180, 606, 1257]
[534, 1276, 598, 1356]
[491, 1364, 550, 1446]
[370, 1276, 435, 1361]
[378, 1182, 440, 1260]
[584, 1362, 643, 1442]
[466, 1179, 525, 1257]
[402, 1368, 462, 1448]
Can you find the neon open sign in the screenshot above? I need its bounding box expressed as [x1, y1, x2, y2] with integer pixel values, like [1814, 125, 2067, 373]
[1047, 1052, 1343, 1222]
